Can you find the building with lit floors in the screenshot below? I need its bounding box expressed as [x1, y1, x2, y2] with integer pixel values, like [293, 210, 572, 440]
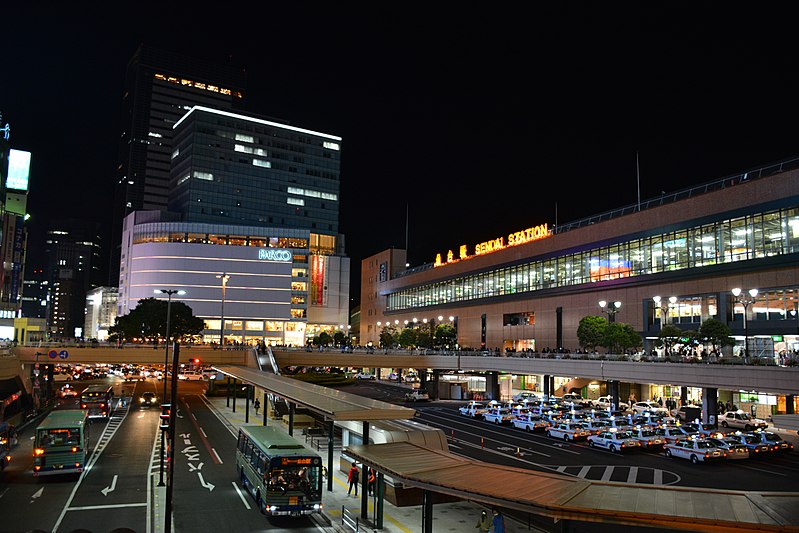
[360, 155, 799, 416]
[84, 287, 118, 341]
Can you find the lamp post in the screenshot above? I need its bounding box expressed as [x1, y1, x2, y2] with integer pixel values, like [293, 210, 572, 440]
[731, 288, 758, 358]
[598, 300, 622, 322]
[216, 273, 231, 347]
[154, 288, 185, 487]
[652, 296, 678, 330]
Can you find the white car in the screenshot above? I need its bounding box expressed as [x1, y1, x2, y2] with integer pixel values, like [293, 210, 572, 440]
[664, 438, 728, 464]
[591, 396, 629, 411]
[653, 424, 698, 444]
[546, 422, 591, 442]
[627, 426, 667, 450]
[511, 413, 550, 432]
[631, 401, 668, 415]
[717, 411, 769, 431]
[483, 407, 514, 425]
[587, 430, 642, 453]
[178, 370, 203, 381]
[513, 391, 540, 403]
[353, 371, 376, 380]
[404, 390, 429, 402]
[705, 436, 750, 460]
[458, 402, 488, 418]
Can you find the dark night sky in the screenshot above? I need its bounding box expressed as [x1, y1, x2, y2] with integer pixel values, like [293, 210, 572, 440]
[4, 5, 799, 305]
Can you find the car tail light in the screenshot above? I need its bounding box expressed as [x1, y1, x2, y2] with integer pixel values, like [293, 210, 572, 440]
[34, 448, 44, 456]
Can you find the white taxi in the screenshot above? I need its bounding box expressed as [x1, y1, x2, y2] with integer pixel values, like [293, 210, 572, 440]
[717, 411, 769, 431]
[511, 413, 550, 432]
[664, 437, 727, 464]
[546, 422, 591, 442]
[458, 402, 488, 419]
[587, 429, 641, 453]
[627, 426, 667, 451]
[483, 407, 514, 425]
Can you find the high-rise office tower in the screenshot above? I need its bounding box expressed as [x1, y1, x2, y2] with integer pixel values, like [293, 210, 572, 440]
[110, 44, 246, 285]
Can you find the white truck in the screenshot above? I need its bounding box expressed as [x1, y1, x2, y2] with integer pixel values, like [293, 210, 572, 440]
[404, 390, 429, 402]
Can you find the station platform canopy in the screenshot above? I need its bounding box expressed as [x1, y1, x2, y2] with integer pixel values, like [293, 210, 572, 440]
[212, 365, 416, 422]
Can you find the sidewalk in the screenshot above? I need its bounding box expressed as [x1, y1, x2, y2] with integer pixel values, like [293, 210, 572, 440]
[153, 395, 506, 533]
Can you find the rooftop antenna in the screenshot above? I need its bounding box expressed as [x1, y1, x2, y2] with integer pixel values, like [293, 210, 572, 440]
[636, 151, 641, 211]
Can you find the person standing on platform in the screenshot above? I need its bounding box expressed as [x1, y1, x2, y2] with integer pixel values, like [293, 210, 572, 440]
[491, 509, 505, 533]
[347, 462, 359, 496]
[475, 510, 491, 532]
[254, 398, 261, 416]
[368, 467, 376, 495]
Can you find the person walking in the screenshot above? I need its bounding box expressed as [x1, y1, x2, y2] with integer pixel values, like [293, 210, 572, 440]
[253, 398, 261, 416]
[347, 462, 359, 496]
[491, 509, 505, 533]
[368, 467, 376, 496]
[475, 510, 491, 532]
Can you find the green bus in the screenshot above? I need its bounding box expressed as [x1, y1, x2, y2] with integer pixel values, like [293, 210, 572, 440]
[236, 425, 323, 517]
[33, 409, 90, 477]
[80, 384, 114, 419]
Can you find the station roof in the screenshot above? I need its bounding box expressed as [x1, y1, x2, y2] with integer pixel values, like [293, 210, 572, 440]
[212, 365, 416, 422]
[346, 441, 799, 532]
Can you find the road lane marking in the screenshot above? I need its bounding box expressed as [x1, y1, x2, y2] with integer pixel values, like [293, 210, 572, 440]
[212, 448, 223, 464]
[626, 466, 638, 484]
[232, 481, 251, 509]
[653, 469, 663, 485]
[200, 427, 207, 438]
[601, 467, 614, 481]
[578, 465, 591, 478]
[68, 502, 147, 511]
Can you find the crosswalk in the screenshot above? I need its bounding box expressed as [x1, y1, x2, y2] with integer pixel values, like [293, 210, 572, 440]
[552, 464, 680, 485]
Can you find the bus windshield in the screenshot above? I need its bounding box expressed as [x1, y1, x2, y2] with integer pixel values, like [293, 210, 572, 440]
[36, 427, 82, 448]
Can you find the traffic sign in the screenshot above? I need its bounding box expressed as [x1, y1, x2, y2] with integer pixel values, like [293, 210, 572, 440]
[48, 350, 57, 359]
[59, 350, 69, 359]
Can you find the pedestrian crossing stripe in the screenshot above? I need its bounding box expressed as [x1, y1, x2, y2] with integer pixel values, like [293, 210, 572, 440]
[554, 465, 680, 485]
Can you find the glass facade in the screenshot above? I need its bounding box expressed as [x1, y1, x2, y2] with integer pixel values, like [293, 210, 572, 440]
[388, 206, 799, 311]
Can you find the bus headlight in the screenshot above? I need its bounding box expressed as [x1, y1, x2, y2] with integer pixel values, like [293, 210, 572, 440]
[313, 504, 322, 510]
[268, 506, 278, 513]
[34, 448, 44, 456]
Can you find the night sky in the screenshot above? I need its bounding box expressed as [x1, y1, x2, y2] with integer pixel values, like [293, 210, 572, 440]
[4, 5, 799, 305]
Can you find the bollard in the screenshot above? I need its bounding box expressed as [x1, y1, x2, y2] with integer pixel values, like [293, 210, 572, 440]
[481, 437, 484, 449]
[517, 447, 520, 457]
[451, 429, 454, 441]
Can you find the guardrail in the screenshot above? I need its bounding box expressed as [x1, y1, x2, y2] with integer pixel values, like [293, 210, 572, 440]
[341, 506, 363, 532]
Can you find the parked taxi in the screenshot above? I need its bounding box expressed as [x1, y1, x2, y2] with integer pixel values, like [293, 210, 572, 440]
[546, 421, 591, 442]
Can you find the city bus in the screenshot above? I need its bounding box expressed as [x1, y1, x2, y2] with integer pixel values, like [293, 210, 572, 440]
[235, 425, 323, 517]
[33, 409, 90, 477]
[80, 384, 114, 419]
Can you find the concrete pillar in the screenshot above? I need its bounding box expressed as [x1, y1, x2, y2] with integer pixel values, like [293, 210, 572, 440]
[485, 372, 499, 401]
[232, 379, 237, 412]
[288, 402, 294, 436]
[702, 387, 718, 426]
[680, 387, 688, 407]
[422, 490, 434, 532]
[543, 374, 550, 397]
[361, 422, 370, 520]
[608, 381, 620, 410]
[327, 420, 334, 492]
[787, 395, 795, 414]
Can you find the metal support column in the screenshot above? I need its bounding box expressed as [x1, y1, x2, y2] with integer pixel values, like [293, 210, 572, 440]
[787, 395, 795, 414]
[245, 385, 250, 423]
[376, 471, 385, 528]
[680, 387, 688, 407]
[608, 380, 620, 410]
[327, 420, 334, 492]
[263, 395, 268, 426]
[361, 421, 370, 519]
[226, 377, 231, 407]
[232, 379, 237, 412]
[288, 402, 294, 436]
[422, 490, 433, 532]
[543, 374, 550, 397]
[702, 387, 718, 426]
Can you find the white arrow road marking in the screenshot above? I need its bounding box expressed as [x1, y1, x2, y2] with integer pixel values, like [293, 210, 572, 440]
[30, 487, 43, 503]
[188, 462, 204, 472]
[101, 475, 118, 496]
[198, 472, 215, 491]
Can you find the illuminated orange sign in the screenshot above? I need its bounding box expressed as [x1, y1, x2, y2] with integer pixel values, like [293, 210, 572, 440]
[435, 223, 550, 267]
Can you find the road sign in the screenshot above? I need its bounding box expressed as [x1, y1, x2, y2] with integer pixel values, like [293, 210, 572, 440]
[48, 350, 57, 359]
[59, 350, 69, 359]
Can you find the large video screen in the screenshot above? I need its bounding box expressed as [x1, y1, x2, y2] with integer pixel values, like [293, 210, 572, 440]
[7, 149, 31, 191]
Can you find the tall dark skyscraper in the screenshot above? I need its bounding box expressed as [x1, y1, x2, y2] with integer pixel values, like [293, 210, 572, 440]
[110, 44, 247, 285]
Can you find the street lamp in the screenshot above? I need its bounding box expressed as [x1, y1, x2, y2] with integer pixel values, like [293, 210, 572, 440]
[154, 288, 185, 487]
[216, 273, 231, 347]
[652, 296, 677, 330]
[731, 288, 758, 358]
[598, 300, 622, 322]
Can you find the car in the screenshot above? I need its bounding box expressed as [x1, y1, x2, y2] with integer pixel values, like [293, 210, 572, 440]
[680, 422, 723, 438]
[511, 412, 550, 432]
[178, 370, 204, 381]
[459, 401, 488, 419]
[387, 372, 404, 382]
[630, 411, 676, 427]
[587, 429, 642, 453]
[717, 411, 769, 431]
[512, 391, 540, 403]
[745, 430, 795, 454]
[404, 372, 420, 383]
[631, 401, 669, 415]
[124, 373, 143, 382]
[591, 396, 629, 411]
[483, 407, 514, 425]
[139, 391, 157, 408]
[546, 422, 592, 442]
[705, 436, 750, 460]
[353, 371, 376, 380]
[664, 437, 728, 464]
[627, 426, 667, 450]
[670, 405, 702, 422]
[58, 384, 79, 399]
[404, 390, 429, 402]
[580, 419, 613, 435]
[653, 424, 697, 444]
[723, 432, 772, 457]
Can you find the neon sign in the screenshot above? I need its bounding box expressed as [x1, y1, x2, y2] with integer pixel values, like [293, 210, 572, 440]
[435, 223, 550, 267]
[258, 248, 292, 262]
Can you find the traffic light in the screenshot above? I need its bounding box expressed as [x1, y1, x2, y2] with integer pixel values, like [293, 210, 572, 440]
[160, 403, 171, 432]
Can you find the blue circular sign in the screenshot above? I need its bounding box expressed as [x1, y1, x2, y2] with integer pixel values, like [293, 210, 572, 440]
[59, 350, 69, 359]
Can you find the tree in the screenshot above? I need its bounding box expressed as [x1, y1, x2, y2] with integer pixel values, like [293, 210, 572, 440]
[397, 328, 417, 348]
[109, 297, 204, 343]
[333, 331, 347, 347]
[602, 322, 642, 354]
[379, 325, 398, 349]
[577, 316, 607, 351]
[697, 318, 735, 353]
[317, 331, 333, 347]
[433, 323, 457, 348]
[655, 324, 685, 355]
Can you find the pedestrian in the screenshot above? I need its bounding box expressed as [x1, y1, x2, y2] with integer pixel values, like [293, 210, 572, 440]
[491, 509, 505, 533]
[254, 398, 261, 416]
[368, 467, 376, 496]
[347, 462, 359, 496]
[658, 397, 663, 407]
[475, 510, 491, 532]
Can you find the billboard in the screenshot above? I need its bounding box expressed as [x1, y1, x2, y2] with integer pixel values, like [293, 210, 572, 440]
[6, 149, 31, 191]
